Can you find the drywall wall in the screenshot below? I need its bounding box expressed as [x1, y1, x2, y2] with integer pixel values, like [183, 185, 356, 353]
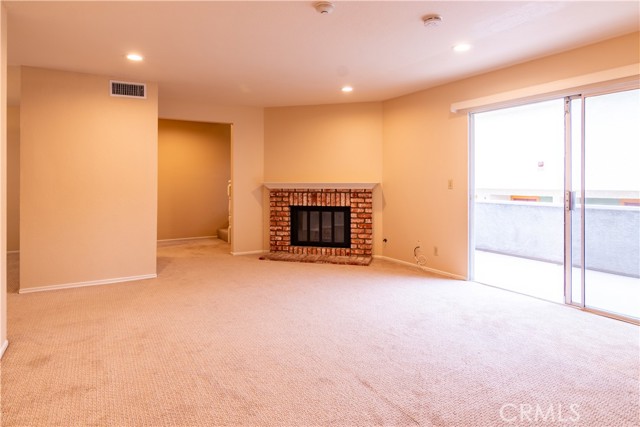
[0, 2, 8, 357]
[263, 102, 384, 254]
[382, 32, 640, 279]
[159, 101, 264, 255]
[20, 67, 158, 291]
[158, 119, 231, 240]
[264, 102, 383, 182]
[7, 106, 18, 251]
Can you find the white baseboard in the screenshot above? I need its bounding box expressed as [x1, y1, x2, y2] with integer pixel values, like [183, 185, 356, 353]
[18, 274, 158, 294]
[231, 250, 268, 256]
[373, 255, 467, 280]
[0, 339, 8, 359]
[157, 236, 216, 243]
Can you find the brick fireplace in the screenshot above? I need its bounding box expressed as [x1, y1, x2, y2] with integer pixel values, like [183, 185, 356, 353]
[264, 184, 375, 264]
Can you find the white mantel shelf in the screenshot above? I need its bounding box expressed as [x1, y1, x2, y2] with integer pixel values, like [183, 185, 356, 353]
[263, 182, 378, 190]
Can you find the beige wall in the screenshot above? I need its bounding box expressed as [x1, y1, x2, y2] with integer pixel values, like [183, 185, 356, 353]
[1, 1, 8, 356]
[159, 101, 264, 255]
[20, 67, 158, 291]
[382, 32, 640, 279]
[264, 102, 383, 182]
[158, 119, 230, 240]
[264, 102, 384, 253]
[7, 106, 18, 251]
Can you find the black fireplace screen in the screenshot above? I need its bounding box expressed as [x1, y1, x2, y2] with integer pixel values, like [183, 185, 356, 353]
[290, 206, 350, 248]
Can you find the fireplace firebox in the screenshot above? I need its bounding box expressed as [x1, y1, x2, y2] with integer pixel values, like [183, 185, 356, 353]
[290, 206, 350, 248]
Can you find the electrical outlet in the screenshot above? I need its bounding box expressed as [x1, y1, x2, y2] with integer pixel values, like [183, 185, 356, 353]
[434, 246, 439, 256]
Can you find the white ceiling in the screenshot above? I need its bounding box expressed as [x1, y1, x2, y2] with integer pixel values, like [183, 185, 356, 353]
[6, 1, 640, 108]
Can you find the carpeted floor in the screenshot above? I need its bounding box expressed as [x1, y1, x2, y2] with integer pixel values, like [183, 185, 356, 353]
[1, 239, 638, 426]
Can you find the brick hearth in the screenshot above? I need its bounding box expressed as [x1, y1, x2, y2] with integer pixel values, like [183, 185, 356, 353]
[268, 188, 373, 263]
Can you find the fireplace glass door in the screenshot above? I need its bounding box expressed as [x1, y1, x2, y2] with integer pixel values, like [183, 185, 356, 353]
[291, 206, 350, 248]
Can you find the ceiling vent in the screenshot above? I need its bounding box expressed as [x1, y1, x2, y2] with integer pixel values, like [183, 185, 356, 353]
[110, 80, 146, 99]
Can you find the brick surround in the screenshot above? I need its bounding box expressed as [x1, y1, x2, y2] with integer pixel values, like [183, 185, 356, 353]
[269, 188, 373, 258]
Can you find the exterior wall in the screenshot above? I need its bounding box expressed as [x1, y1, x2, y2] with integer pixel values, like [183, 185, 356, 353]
[20, 67, 158, 291]
[269, 188, 372, 257]
[157, 119, 230, 240]
[475, 202, 640, 277]
[382, 32, 639, 279]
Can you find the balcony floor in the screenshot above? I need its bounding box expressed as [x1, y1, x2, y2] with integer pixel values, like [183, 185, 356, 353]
[473, 250, 640, 320]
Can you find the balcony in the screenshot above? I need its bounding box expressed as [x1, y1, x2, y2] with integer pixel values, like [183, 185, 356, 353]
[473, 190, 639, 321]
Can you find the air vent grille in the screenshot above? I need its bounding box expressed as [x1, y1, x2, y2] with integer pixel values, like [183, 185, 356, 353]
[110, 80, 146, 99]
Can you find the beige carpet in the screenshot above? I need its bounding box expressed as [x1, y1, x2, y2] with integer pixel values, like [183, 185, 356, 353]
[1, 239, 638, 426]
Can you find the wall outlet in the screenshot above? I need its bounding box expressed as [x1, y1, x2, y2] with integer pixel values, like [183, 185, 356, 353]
[434, 246, 439, 256]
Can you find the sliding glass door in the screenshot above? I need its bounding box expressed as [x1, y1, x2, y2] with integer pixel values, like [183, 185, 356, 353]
[573, 89, 640, 319]
[472, 86, 639, 323]
[472, 99, 565, 303]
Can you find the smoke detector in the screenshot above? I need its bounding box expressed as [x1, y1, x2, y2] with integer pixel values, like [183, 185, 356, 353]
[314, 1, 334, 15]
[423, 14, 443, 27]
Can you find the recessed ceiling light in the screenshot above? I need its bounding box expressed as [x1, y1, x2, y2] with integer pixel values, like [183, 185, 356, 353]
[453, 43, 471, 53]
[341, 86, 353, 93]
[126, 53, 143, 61]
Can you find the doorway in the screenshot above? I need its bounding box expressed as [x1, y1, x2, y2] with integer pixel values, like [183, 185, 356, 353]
[471, 87, 639, 323]
[157, 119, 232, 245]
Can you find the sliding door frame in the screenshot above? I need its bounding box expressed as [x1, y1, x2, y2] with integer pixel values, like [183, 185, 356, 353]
[564, 97, 576, 305]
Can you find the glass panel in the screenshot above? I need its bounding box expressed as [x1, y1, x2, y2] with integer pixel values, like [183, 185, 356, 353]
[309, 211, 320, 242]
[334, 212, 345, 243]
[322, 211, 332, 242]
[473, 99, 565, 303]
[570, 98, 583, 305]
[297, 210, 307, 242]
[583, 89, 640, 319]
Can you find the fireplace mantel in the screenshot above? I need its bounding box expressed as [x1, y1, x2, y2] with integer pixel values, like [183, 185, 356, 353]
[263, 182, 378, 190]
